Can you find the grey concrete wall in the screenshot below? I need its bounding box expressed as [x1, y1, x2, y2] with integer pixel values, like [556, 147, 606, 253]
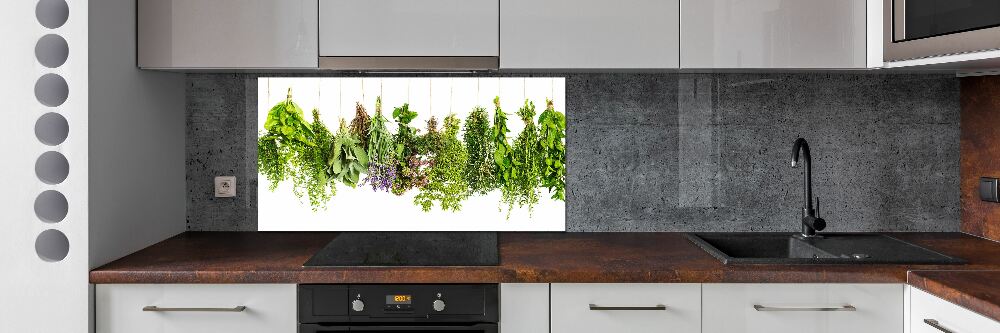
[186, 73, 960, 232]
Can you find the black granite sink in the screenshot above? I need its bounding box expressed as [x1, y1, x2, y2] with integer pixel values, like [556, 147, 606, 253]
[686, 233, 965, 265]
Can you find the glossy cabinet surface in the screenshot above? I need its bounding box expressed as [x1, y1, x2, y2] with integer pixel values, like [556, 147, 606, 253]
[96, 284, 297, 333]
[319, 0, 499, 57]
[550, 283, 700, 333]
[500, 0, 680, 69]
[702, 283, 903, 333]
[681, 0, 869, 68]
[910, 287, 1000, 333]
[137, 0, 318, 69]
[500, 284, 549, 333]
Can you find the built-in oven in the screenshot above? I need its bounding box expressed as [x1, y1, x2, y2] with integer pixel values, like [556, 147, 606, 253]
[299, 284, 499, 333]
[884, 0, 1000, 61]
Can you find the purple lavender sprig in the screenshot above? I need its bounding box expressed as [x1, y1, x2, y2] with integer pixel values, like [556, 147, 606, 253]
[363, 161, 397, 192]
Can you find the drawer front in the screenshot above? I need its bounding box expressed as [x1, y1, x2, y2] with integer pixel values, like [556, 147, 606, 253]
[550, 283, 700, 333]
[910, 287, 1000, 333]
[703, 283, 903, 333]
[96, 284, 296, 333]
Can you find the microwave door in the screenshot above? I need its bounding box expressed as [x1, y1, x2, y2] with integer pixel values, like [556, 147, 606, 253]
[885, 0, 1000, 61]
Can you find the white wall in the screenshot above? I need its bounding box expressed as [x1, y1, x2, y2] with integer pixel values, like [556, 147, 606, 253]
[0, 0, 90, 331]
[88, 0, 186, 270]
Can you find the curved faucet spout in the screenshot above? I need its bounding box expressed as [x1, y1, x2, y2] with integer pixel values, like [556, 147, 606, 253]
[791, 138, 824, 237]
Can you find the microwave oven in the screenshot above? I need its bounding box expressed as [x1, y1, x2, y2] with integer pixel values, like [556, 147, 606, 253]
[884, 0, 1000, 62]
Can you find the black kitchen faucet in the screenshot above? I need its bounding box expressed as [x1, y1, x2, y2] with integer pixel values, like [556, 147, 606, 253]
[791, 138, 826, 237]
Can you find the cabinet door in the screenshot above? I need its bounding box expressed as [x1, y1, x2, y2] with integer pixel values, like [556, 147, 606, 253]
[500, 284, 549, 333]
[138, 0, 318, 69]
[501, 0, 680, 69]
[910, 287, 1000, 333]
[550, 283, 700, 333]
[702, 284, 903, 333]
[319, 0, 499, 57]
[681, 0, 868, 68]
[96, 284, 297, 333]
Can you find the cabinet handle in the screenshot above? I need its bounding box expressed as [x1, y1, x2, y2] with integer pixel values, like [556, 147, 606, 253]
[589, 304, 667, 311]
[753, 304, 856, 312]
[143, 306, 247, 312]
[923, 319, 955, 333]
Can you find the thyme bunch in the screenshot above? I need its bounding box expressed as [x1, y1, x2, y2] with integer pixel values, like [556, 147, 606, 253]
[414, 114, 469, 212]
[507, 99, 542, 213]
[463, 106, 495, 195]
[291, 109, 336, 210]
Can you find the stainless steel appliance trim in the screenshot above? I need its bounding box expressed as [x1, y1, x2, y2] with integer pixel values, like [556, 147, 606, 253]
[588, 304, 667, 311]
[923, 319, 955, 333]
[753, 304, 857, 312]
[142, 305, 247, 312]
[318, 56, 499, 71]
[884, 0, 1000, 62]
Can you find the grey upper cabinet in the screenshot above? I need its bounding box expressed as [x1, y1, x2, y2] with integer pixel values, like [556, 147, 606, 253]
[138, 0, 318, 69]
[500, 0, 680, 69]
[680, 0, 877, 69]
[318, 0, 500, 70]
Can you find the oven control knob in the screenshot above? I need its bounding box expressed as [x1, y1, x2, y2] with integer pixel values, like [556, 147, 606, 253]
[432, 299, 446, 312]
[351, 299, 365, 312]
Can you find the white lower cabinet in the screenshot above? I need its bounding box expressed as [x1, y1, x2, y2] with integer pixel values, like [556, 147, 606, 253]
[702, 284, 904, 333]
[910, 287, 1000, 333]
[501, 283, 550, 333]
[96, 284, 297, 333]
[550, 283, 701, 333]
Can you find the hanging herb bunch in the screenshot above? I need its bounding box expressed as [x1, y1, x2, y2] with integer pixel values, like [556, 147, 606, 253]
[349, 102, 371, 150]
[414, 114, 469, 212]
[463, 106, 495, 195]
[257, 88, 314, 191]
[364, 97, 397, 192]
[537, 99, 566, 201]
[329, 119, 369, 188]
[390, 103, 431, 195]
[492, 97, 517, 213]
[290, 109, 336, 210]
[507, 99, 543, 212]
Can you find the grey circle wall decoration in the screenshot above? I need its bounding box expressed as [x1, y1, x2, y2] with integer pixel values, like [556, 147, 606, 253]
[34, 190, 68, 223]
[35, 229, 69, 262]
[35, 112, 69, 145]
[35, 34, 69, 68]
[35, 73, 69, 107]
[35, 151, 70, 185]
[36, 0, 69, 29]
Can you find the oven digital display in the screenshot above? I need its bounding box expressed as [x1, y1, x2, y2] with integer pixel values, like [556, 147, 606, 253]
[386, 295, 412, 304]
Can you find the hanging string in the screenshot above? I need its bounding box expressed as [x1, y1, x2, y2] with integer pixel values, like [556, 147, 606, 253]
[523, 77, 527, 105]
[407, 78, 411, 105]
[338, 78, 343, 121]
[476, 78, 480, 106]
[449, 78, 454, 115]
[361, 79, 366, 106]
[429, 79, 433, 118]
[551, 77, 556, 103]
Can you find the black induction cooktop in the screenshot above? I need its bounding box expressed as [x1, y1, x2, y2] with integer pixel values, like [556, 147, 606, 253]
[303, 232, 499, 267]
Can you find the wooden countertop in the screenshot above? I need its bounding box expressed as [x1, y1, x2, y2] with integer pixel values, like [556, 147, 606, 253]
[91, 232, 1000, 284]
[908, 270, 1000, 322]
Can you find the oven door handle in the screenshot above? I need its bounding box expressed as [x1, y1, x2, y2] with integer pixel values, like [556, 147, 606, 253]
[347, 323, 498, 331]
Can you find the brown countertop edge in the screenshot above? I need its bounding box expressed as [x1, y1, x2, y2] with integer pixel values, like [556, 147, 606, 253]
[908, 270, 1000, 322]
[91, 232, 1000, 286]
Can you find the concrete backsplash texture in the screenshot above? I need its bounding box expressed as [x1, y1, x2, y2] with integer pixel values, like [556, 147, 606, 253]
[187, 73, 960, 232]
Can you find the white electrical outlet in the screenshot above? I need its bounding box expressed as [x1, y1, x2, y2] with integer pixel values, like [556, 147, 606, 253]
[215, 176, 236, 197]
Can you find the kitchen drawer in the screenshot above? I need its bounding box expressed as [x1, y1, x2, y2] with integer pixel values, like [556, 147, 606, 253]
[703, 283, 903, 333]
[910, 287, 1000, 333]
[550, 283, 700, 333]
[96, 284, 296, 333]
